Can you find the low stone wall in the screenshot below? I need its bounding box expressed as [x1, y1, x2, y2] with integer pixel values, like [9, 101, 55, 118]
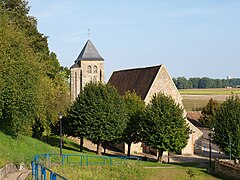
[215, 159, 240, 180]
[0, 163, 18, 180]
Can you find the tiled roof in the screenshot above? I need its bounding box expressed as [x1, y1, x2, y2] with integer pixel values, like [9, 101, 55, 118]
[187, 111, 204, 127]
[108, 65, 161, 100]
[75, 40, 104, 62]
[70, 63, 80, 68]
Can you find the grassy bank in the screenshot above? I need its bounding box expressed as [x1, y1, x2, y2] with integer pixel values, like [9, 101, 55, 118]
[50, 161, 219, 180]
[0, 131, 55, 167]
[0, 132, 89, 168]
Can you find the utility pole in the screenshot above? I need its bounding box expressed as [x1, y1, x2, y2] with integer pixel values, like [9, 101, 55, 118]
[59, 112, 63, 156]
[229, 133, 231, 161]
[209, 132, 212, 170]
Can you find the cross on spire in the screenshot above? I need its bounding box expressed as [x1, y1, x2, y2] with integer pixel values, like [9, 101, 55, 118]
[88, 28, 91, 39]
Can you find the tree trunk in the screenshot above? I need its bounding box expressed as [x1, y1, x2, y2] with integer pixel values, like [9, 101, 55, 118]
[103, 146, 106, 155]
[127, 143, 131, 157]
[168, 152, 170, 163]
[157, 149, 164, 163]
[79, 137, 84, 152]
[102, 142, 106, 155]
[97, 142, 102, 155]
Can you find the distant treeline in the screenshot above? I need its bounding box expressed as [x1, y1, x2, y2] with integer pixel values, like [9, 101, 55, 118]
[172, 77, 240, 89]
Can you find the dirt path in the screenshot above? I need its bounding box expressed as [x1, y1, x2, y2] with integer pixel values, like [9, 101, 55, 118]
[68, 137, 124, 156]
[68, 137, 216, 168]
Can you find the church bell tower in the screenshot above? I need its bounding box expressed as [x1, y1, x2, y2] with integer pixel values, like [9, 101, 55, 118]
[70, 40, 104, 101]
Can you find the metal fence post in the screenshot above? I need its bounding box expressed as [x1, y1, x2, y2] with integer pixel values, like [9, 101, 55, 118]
[86, 156, 88, 166]
[62, 154, 64, 165]
[103, 157, 106, 165]
[31, 161, 35, 178]
[35, 164, 38, 179]
[41, 166, 46, 180]
[80, 155, 83, 166]
[50, 172, 54, 180]
[110, 157, 112, 166]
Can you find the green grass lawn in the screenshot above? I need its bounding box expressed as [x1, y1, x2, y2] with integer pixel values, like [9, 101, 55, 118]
[0, 132, 92, 168]
[49, 161, 220, 180]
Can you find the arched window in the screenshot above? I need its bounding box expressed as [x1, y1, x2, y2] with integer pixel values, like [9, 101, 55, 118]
[87, 65, 92, 73]
[93, 65, 98, 73]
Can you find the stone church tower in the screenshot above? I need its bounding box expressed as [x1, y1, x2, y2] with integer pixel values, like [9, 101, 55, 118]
[70, 40, 104, 101]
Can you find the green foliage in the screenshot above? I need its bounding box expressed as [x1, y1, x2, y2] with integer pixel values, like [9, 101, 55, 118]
[65, 82, 127, 154]
[174, 77, 240, 89]
[0, 10, 41, 135]
[122, 91, 145, 156]
[0, 1, 70, 136]
[199, 98, 220, 128]
[141, 93, 190, 162]
[175, 77, 192, 89]
[214, 95, 240, 159]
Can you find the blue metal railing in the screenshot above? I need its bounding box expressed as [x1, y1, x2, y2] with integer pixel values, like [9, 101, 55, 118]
[31, 154, 142, 180]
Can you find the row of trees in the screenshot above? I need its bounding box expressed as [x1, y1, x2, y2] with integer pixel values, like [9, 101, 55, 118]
[173, 77, 240, 89]
[0, 0, 70, 137]
[199, 96, 240, 160]
[64, 82, 190, 162]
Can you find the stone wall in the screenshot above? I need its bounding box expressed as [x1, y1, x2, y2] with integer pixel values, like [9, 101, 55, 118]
[215, 159, 240, 179]
[80, 60, 104, 88]
[0, 163, 18, 180]
[70, 60, 104, 102]
[145, 65, 183, 106]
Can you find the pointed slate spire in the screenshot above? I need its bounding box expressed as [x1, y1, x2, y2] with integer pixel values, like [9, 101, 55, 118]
[75, 40, 104, 63]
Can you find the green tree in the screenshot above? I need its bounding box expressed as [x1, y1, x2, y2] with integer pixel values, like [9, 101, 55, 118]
[189, 78, 200, 88]
[122, 91, 145, 157]
[214, 95, 240, 160]
[66, 82, 127, 155]
[0, 10, 41, 135]
[141, 93, 190, 163]
[0, 2, 70, 137]
[63, 94, 89, 152]
[176, 77, 192, 89]
[199, 98, 220, 128]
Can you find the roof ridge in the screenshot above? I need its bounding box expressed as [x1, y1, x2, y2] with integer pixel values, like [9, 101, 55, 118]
[112, 64, 162, 73]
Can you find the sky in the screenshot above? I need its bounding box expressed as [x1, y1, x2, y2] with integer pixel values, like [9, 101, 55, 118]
[28, 0, 240, 81]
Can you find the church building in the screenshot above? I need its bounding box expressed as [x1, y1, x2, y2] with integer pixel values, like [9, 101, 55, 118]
[70, 40, 104, 101]
[70, 40, 202, 155]
[108, 65, 203, 155]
